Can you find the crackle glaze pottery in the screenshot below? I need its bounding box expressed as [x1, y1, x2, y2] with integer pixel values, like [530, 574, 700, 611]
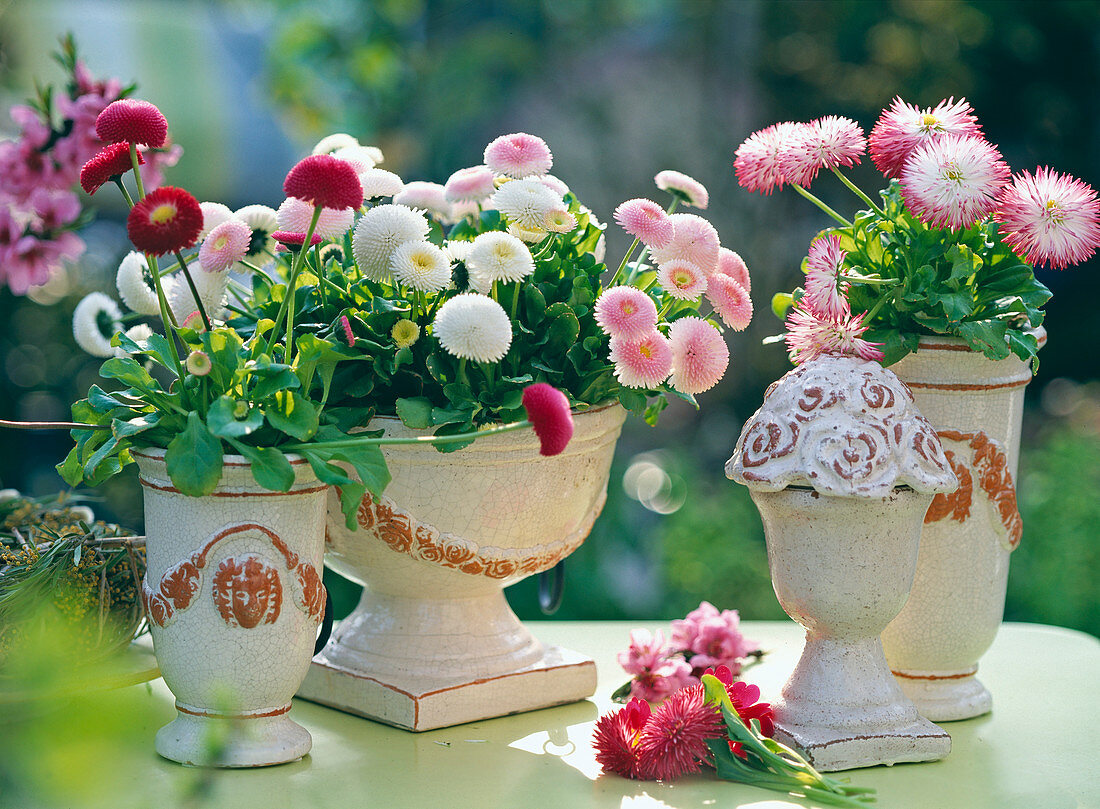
[299, 404, 626, 731]
[727, 356, 957, 771]
[881, 328, 1044, 721]
[134, 449, 327, 767]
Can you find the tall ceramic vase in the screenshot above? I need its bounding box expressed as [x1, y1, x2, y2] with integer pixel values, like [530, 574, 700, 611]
[299, 404, 626, 731]
[134, 449, 328, 767]
[881, 329, 1044, 721]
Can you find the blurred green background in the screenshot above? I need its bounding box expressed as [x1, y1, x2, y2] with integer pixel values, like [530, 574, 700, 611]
[0, 0, 1097, 637]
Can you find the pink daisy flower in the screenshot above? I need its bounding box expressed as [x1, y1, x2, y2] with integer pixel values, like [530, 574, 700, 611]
[900, 134, 1010, 230]
[993, 166, 1100, 269]
[635, 685, 723, 781]
[657, 259, 708, 300]
[614, 198, 674, 248]
[733, 121, 799, 195]
[869, 96, 983, 179]
[779, 116, 865, 188]
[394, 181, 453, 221]
[716, 248, 751, 292]
[199, 218, 252, 273]
[484, 132, 553, 178]
[95, 98, 168, 148]
[650, 214, 721, 275]
[654, 170, 709, 209]
[706, 274, 753, 331]
[609, 332, 673, 390]
[522, 383, 574, 456]
[272, 230, 324, 249]
[79, 142, 143, 195]
[784, 305, 883, 364]
[668, 317, 729, 395]
[443, 165, 496, 203]
[593, 698, 651, 779]
[594, 286, 659, 341]
[277, 196, 354, 240]
[283, 154, 364, 210]
[801, 234, 850, 320]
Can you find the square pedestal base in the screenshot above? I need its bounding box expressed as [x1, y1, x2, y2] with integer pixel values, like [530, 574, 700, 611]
[296, 646, 596, 731]
[773, 717, 951, 772]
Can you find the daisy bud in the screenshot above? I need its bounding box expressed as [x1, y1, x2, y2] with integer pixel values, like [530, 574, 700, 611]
[521, 383, 574, 456]
[186, 350, 212, 376]
[95, 99, 169, 148]
[391, 319, 420, 349]
[340, 315, 356, 346]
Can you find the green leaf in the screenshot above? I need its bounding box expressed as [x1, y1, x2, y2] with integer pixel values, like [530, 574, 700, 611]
[617, 388, 647, 414]
[544, 304, 581, 354]
[208, 395, 264, 438]
[112, 412, 162, 438]
[251, 366, 301, 400]
[99, 356, 159, 392]
[395, 397, 433, 429]
[165, 412, 224, 496]
[770, 292, 794, 320]
[945, 243, 982, 287]
[56, 445, 85, 487]
[231, 442, 295, 492]
[430, 420, 477, 453]
[430, 406, 470, 427]
[298, 451, 365, 529]
[523, 284, 548, 325]
[956, 319, 1011, 360]
[265, 390, 319, 441]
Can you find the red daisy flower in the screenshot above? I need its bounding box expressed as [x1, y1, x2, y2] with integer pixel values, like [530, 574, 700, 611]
[635, 685, 723, 781]
[126, 186, 203, 256]
[521, 383, 574, 456]
[271, 230, 324, 248]
[283, 154, 364, 211]
[592, 697, 651, 778]
[703, 665, 775, 758]
[95, 99, 169, 148]
[80, 142, 144, 195]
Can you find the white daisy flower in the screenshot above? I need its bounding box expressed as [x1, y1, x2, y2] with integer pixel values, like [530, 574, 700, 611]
[490, 178, 565, 230]
[114, 323, 154, 358]
[233, 204, 279, 272]
[394, 181, 452, 222]
[391, 240, 453, 292]
[352, 204, 430, 283]
[544, 209, 577, 233]
[168, 263, 228, 323]
[276, 197, 355, 240]
[331, 143, 379, 175]
[313, 133, 360, 155]
[361, 145, 385, 165]
[199, 201, 235, 239]
[115, 251, 162, 316]
[507, 222, 548, 244]
[360, 168, 404, 200]
[72, 292, 122, 357]
[465, 230, 535, 293]
[432, 292, 513, 363]
[444, 240, 473, 263]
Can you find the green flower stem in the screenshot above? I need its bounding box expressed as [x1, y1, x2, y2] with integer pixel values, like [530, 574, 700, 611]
[840, 274, 898, 286]
[173, 251, 211, 331]
[609, 237, 640, 288]
[315, 243, 327, 310]
[111, 177, 135, 208]
[0, 418, 111, 431]
[283, 420, 534, 452]
[666, 197, 680, 215]
[265, 206, 322, 360]
[238, 259, 278, 285]
[832, 167, 885, 217]
[457, 358, 469, 388]
[510, 282, 521, 320]
[320, 274, 349, 298]
[791, 183, 851, 227]
[128, 143, 147, 200]
[625, 245, 652, 286]
[862, 285, 899, 324]
[146, 252, 185, 390]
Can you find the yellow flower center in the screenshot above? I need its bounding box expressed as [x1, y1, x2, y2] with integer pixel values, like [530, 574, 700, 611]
[640, 344, 653, 359]
[922, 114, 939, 127]
[673, 270, 691, 287]
[621, 303, 635, 316]
[213, 234, 229, 250]
[150, 203, 177, 225]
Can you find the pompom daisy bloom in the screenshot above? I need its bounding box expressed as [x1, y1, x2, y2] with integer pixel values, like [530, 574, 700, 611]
[319, 243, 346, 266]
[668, 316, 729, 395]
[465, 230, 535, 292]
[544, 208, 577, 233]
[594, 286, 659, 341]
[899, 134, 1010, 230]
[95, 98, 168, 148]
[199, 201, 235, 239]
[490, 178, 565, 231]
[654, 170, 709, 209]
[635, 685, 723, 781]
[351, 204, 431, 282]
[359, 168, 404, 200]
[168, 262, 229, 322]
[331, 144, 380, 175]
[431, 292, 513, 363]
[484, 132, 553, 178]
[272, 231, 323, 249]
[394, 181, 453, 221]
[609, 332, 673, 389]
[80, 142, 144, 195]
[532, 173, 569, 197]
[994, 166, 1100, 269]
[284, 154, 363, 211]
[716, 248, 751, 292]
[650, 214, 721, 275]
[115, 251, 162, 316]
[706, 274, 753, 331]
[869, 96, 983, 179]
[276, 196, 355, 240]
[391, 240, 452, 292]
[733, 121, 800, 195]
[312, 133, 360, 155]
[391, 319, 421, 349]
[784, 305, 883, 364]
[507, 223, 548, 244]
[614, 198, 674, 248]
[779, 116, 866, 188]
[801, 234, 849, 320]
[233, 204, 278, 271]
[657, 259, 708, 300]
[444, 165, 497, 203]
[444, 240, 473, 263]
[127, 186, 204, 256]
[521, 383, 575, 456]
[199, 219, 252, 273]
[72, 292, 123, 357]
[593, 698, 650, 779]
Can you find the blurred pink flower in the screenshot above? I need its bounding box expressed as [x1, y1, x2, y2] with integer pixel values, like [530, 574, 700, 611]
[138, 142, 184, 191]
[716, 247, 751, 292]
[869, 96, 982, 179]
[900, 134, 1009, 230]
[618, 629, 694, 704]
[444, 165, 496, 203]
[994, 166, 1100, 270]
[671, 602, 757, 674]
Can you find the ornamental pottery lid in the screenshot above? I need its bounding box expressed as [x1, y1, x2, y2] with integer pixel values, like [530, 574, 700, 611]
[726, 355, 958, 498]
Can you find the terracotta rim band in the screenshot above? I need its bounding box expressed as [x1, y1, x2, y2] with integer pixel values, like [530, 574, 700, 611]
[891, 668, 977, 681]
[132, 449, 309, 466]
[139, 478, 327, 496]
[906, 379, 1031, 392]
[176, 703, 291, 719]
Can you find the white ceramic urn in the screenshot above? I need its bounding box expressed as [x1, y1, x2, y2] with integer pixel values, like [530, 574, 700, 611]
[727, 356, 958, 771]
[298, 404, 626, 731]
[134, 449, 327, 767]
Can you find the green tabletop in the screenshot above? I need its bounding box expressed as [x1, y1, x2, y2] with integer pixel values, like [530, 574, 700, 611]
[13, 621, 1100, 809]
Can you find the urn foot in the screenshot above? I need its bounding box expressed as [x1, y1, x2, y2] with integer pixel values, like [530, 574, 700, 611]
[155, 706, 312, 767]
[772, 716, 951, 773]
[892, 667, 992, 721]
